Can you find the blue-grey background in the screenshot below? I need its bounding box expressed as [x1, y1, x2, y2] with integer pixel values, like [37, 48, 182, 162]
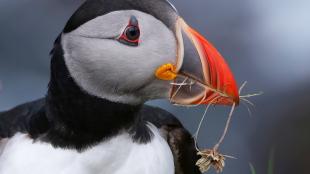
[0, 0, 309, 173]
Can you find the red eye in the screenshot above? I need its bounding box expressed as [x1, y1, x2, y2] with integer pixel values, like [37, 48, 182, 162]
[118, 16, 140, 46]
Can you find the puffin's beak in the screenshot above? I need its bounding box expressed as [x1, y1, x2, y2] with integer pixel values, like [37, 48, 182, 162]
[155, 18, 239, 106]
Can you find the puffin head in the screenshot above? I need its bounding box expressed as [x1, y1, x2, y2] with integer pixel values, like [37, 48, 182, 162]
[60, 0, 239, 106]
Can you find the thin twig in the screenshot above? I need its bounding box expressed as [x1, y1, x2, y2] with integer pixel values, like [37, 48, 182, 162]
[241, 101, 253, 117]
[239, 81, 248, 94]
[170, 77, 189, 100]
[213, 102, 236, 151]
[241, 98, 255, 107]
[193, 96, 221, 151]
[240, 92, 264, 98]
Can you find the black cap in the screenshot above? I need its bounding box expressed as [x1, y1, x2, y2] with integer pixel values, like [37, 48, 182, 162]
[63, 0, 178, 33]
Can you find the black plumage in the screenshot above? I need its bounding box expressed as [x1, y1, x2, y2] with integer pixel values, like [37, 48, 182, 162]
[63, 0, 178, 33]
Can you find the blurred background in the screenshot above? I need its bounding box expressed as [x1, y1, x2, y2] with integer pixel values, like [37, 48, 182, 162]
[0, 0, 309, 173]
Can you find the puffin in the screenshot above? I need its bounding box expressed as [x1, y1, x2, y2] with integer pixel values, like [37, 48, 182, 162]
[0, 0, 239, 174]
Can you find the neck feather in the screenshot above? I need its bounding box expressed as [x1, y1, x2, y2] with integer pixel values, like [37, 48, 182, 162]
[44, 36, 146, 150]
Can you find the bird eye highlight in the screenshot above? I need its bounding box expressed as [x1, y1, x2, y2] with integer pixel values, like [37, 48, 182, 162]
[118, 16, 140, 46]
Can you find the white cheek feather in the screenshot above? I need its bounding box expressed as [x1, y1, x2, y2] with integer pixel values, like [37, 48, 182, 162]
[61, 10, 177, 105]
[0, 124, 174, 174]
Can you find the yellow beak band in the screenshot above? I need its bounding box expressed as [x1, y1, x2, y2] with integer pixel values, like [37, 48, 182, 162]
[155, 63, 177, 81]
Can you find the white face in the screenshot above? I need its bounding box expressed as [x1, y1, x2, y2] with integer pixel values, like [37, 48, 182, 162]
[61, 10, 177, 105]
